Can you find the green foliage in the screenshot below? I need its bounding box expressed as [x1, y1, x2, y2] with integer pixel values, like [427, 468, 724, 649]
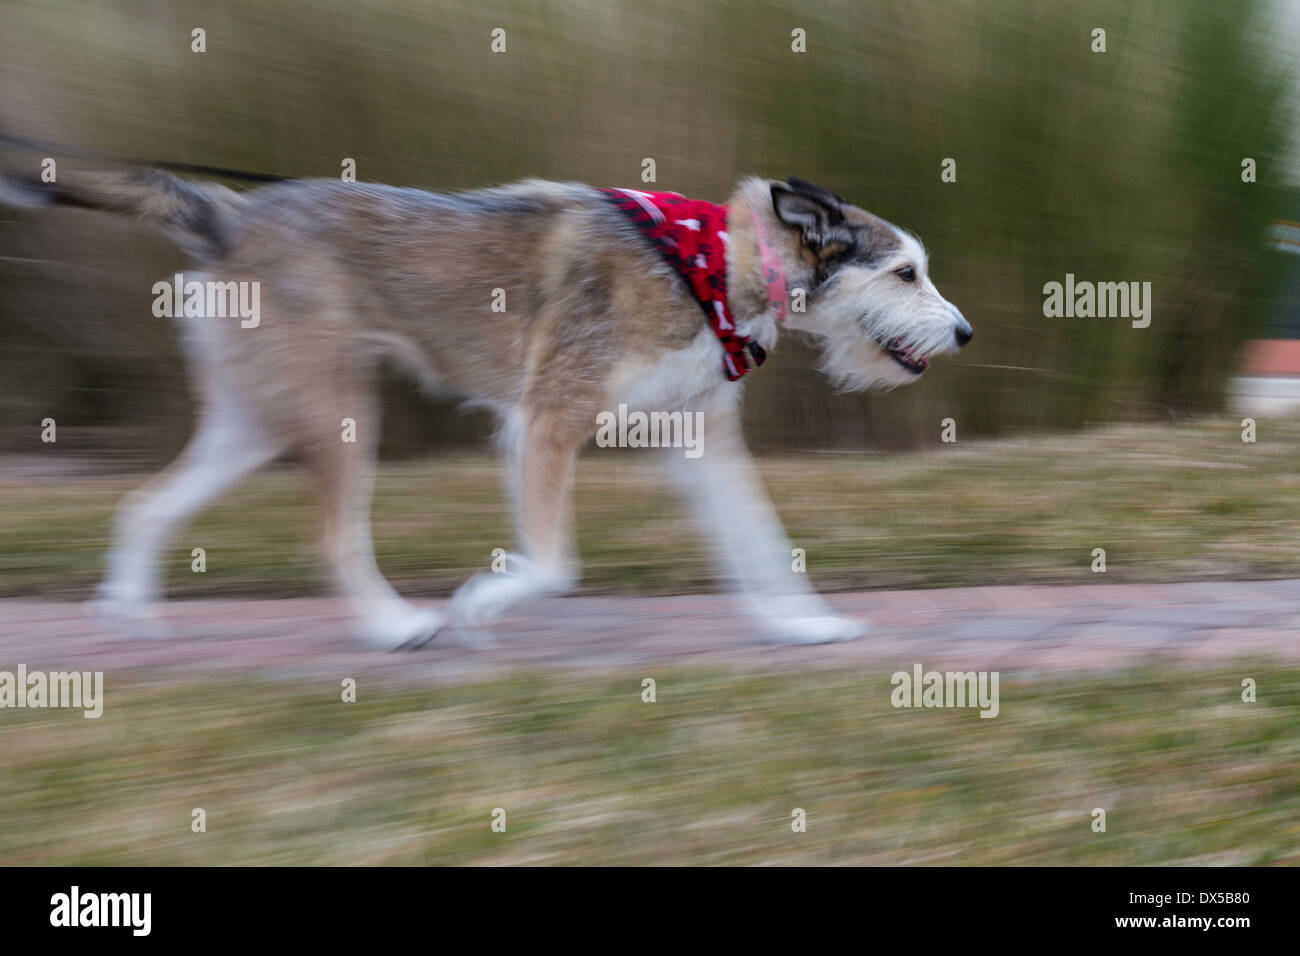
[0, 0, 1290, 453]
[1, 417, 1298, 599]
[2, 665, 1296, 864]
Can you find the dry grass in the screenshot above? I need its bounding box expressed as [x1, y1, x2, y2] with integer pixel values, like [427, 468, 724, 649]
[1, 664, 1295, 865]
[0, 416, 1297, 599]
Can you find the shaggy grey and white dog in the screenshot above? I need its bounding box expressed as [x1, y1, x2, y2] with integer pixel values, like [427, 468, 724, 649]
[4, 170, 971, 648]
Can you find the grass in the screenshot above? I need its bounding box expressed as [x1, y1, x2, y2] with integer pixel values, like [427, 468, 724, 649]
[1, 664, 1296, 865]
[2, 416, 1299, 599]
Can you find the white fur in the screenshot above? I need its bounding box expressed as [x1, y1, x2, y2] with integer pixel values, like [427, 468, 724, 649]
[787, 230, 969, 391]
[89, 184, 967, 652]
[608, 326, 728, 411]
[93, 381, 281, 625]
[448, 407, 571, 638]
[663, 388, 864, 644]
[95, 279, 445, 650]
[420, 218, 971, 648]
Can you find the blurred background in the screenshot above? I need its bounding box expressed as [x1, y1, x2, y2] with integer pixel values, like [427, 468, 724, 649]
[2, 0, 1300, 871]
[1, 0, 1296, 461]
[2, 0, 1300, 602]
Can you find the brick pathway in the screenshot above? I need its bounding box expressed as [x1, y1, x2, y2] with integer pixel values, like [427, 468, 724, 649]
[1, 579, 1297, 684]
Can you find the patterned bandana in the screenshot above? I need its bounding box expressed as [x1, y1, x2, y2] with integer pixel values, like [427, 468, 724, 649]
[600, 187, 773, 381]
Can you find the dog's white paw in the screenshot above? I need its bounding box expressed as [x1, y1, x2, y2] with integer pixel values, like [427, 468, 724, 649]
[450, 557, 570, 630]
[362, 605, 446, 651]
[86, 594, 171, 640]
[450, 573, 508, 629]
[761, 614, 867, 645]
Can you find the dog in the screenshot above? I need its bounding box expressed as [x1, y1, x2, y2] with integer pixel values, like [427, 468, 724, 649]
[3, 169, 971, 647]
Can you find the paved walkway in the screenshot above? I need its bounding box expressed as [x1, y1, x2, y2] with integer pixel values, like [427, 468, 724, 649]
[1, 579, 1297, 684]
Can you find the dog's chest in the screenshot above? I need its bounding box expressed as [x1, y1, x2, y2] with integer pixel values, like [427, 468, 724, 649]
[605, 327, 732, 412]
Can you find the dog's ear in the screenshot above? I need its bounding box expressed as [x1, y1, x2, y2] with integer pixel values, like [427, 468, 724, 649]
[786, 176, 846, 206]
[771, 178, 853, 259]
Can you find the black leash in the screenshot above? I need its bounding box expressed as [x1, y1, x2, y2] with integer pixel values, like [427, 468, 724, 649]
[0, 130, 289, 183]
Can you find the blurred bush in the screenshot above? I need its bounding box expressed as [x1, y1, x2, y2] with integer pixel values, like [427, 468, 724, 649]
[0, 0, 1292, 460]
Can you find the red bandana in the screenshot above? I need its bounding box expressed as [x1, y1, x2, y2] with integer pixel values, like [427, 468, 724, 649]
[601, 187, 768, 380]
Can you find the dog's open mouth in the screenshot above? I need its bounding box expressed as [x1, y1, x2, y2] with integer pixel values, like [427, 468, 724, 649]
[882, 338, 929, 375]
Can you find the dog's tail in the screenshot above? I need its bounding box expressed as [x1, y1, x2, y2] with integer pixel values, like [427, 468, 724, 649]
[0, 166, 248, 258]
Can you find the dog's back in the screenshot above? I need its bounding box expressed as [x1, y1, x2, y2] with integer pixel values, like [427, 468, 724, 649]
[4, 167, 958, 649]
[7, 170, 703, 411]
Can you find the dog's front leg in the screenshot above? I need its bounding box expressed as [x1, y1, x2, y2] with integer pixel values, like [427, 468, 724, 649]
[449, 406, 582, 635]
[666, 397, 865, 644]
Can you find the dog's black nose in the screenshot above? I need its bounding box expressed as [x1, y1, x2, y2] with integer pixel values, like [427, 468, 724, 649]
[954, 321, 973, 348]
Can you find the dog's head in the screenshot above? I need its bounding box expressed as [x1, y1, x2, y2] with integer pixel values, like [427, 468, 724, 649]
[766, 177, 971, 390]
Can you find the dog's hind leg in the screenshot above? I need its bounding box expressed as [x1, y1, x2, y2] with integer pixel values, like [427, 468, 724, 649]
[449, 405, 585, 634]
[94, 386, 284, 631]
[298, 391, 445, 650]
[664, 394, 865, 644]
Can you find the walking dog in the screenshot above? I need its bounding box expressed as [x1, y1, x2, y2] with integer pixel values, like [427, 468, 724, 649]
[4, 170, 972, 647]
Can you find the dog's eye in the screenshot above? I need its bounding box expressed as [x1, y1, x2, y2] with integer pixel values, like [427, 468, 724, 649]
[896, 266, 916, 283]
